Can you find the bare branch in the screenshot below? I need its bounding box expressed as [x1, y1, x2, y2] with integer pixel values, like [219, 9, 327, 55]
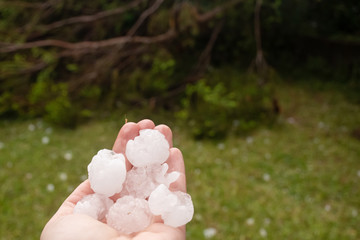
[254, 0, 264, 65]
[39, 0, 145, 32]
[196, 0, 243, 22]
[126, 0, 164, 36]
[0, 0, 52, 9]
[0, 0, 237, 54]
[0, 1, 43, 8]
[156, 20, 224, 103]
[0, 29, 176, 53]
[195, 21, 224, 73]
[252, 0, 268, 82]
[0, 62, 49, 79]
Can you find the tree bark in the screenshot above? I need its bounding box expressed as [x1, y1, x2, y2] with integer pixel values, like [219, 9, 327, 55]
[253, 0, 268, 84]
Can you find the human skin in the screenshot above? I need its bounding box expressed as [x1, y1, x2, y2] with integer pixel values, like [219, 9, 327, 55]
[41, 119, 187, 240]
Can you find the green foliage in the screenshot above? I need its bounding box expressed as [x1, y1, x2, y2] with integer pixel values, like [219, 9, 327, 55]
[147, 9, 170, 35]
[28, 67, 54, 107]
[43, 83, 77, 128]
[127, 48, 176, 98]
[0, 53, 30, 75]
[179, 68, 276, 138]
[178, 3, 200, 48]
[28, 68, 78, 127]
[178, 3, 199, 35]
[179, 80, 235, 138]
[79, 85, 102, 99]
[0, 92, 15, 116]
[66, 63, 79, 72]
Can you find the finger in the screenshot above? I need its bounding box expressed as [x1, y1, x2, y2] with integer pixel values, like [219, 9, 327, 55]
[154, 124, 173, 148]
[137, 119, 155, 130]
[112, 122, 140, 171]
[112, 122, 140, 153]
[166, 148, 187, 233]
[167, 148, 186, 193]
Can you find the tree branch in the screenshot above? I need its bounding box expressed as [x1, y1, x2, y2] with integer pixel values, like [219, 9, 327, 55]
[195, 21, 224, 74]
[196, 0, 243, 22]
[38, 0, 145, 33]
[126, 0, 164, 36]
[0, 29, 176, 53]
[254, 0, 264, 66]
[0, 61, 49, 79]
[0, 0, 56, 9]
[156, 20, 224, 103]
[252, 0, 268, 82]
[0, 0, 237, 54]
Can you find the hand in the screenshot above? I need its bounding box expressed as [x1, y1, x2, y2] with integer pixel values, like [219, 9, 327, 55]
[41, 119, 187, 240]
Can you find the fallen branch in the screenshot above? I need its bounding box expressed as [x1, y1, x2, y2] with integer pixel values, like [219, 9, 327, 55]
[37, 0, 145, 33]
[127, 0, 164, 36]
[0, 61, 49, 79]
[196, 0, 243, 22]
[67, 46, 148, 93]
[195, 21, 224, 75]
[0, 0, 237, 55]
[0, 29, 176, 53]
[0, 0, 56, 9]
[155, 20, 224, 104]
[254, 0, 267, 72]
[249, 0, 269, 85]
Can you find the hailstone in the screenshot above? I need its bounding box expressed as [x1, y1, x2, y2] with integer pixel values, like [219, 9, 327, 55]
[87, 149, 126, 197]
[126, 129, 170, 167]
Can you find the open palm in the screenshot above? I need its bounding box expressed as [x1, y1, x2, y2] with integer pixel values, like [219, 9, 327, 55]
[41, 120, 187, 240]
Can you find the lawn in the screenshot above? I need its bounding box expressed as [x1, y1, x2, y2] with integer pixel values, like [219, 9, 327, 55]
[0, 80, 359, 239]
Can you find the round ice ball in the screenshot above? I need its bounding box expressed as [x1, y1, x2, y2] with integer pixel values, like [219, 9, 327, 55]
[122, 166, 156, 199]
[73, 193, 114, 221]
[125, 129, 170, 167]
[123, 164, 180, 199]
[148, 184, 194, 228]
[106, 195, 153, 234]
[88, 149, 126, 197]
[148, 184, 178, 215]
[162, 191, 194, 228]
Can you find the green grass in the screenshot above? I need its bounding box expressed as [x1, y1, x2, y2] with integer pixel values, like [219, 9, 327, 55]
[0, 80, 359, 239]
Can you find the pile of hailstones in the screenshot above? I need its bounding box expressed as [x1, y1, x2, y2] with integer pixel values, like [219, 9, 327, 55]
[73, 129, 194, 234]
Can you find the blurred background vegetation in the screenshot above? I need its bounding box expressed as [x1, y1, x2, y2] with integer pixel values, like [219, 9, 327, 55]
[0, 0, 359, 239]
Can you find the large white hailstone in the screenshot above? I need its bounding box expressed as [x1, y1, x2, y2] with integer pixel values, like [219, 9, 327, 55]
[122, 166, 156, 199]
[148, 184, 178, 215]
[126, 129, 170, 167]
[106, 196, 153, 234]
[73, 193, 114, 221]
[162, 191, 194, 227]
[148, 184, 194, 227]
[88, 149, 126, 197]
[123, 163, 180, 199]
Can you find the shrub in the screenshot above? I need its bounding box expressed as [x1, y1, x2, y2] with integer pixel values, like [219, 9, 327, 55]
[178, 68, 276, 138]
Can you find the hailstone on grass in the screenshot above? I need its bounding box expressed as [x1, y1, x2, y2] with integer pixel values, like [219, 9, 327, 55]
[87, 149, 126, 197]
[126, 129, 170, 167]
